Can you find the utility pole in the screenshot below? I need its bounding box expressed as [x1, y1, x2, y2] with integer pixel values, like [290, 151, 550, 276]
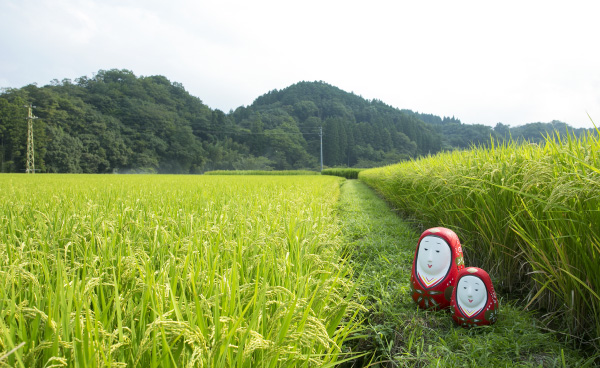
[319, 126, 323, 171]
[25, 104, 38, 174]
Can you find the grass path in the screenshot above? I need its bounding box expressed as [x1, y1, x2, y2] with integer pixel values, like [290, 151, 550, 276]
[337, 180, 593, 367]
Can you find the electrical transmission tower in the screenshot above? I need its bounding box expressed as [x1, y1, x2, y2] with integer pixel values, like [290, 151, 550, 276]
[25, 104, 38, 174]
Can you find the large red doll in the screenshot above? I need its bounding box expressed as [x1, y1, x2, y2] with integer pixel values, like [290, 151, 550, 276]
[451, 267, 499, 327]
[410, 227, 464, 309]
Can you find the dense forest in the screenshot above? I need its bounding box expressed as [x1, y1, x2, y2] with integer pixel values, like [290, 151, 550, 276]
[406, 111, 593, 150]
[0, 69, 595, 173]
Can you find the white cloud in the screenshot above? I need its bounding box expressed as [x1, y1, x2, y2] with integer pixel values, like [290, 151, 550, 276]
[1, 0, 599, 128]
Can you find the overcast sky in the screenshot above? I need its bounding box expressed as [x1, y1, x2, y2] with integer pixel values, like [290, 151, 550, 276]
[1, 0, 599, 129]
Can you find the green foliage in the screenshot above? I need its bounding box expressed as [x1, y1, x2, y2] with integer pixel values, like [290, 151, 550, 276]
[0, 70, 222, 173]
[338, 180, 591, 367]
[0, 91, 46, 172]
[238, 82, 444, 167]
[45, 125, 84, 172]
[0, 174, 361, 367]
[359, 130, 600, 353]
[404, 110, 594, 150]
[320, 168, 364, 179]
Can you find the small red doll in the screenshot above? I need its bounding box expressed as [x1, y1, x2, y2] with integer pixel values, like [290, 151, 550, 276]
[451, 267, 499, 327]
[410, 227, 464, 309]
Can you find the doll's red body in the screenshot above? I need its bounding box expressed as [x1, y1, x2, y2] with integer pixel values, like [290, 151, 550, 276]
[451, 267, 499, 327]
[410, 227, 464, 310]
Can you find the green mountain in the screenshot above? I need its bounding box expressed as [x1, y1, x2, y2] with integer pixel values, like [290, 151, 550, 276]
[1, 70, 232, 173]
[0, 69, 594, 173]
[230, 81, 443, 168]
[403, 111, 594, 149]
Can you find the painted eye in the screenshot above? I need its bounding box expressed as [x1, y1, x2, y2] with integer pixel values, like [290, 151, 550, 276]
[475, 289, 479, 292]
[435, 250, 440, 253]
[424, 248, 428, 251]
[463, 287, 467, 289]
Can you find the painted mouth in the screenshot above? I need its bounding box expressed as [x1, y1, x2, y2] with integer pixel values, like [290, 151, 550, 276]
[468, 299, 473, 303]
[427, 264, 432, 268]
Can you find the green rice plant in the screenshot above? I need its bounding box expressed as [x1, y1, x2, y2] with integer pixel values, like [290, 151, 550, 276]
[203, 170, 319, 175]
[321, 169, 364, 180]
[0, 174, 362, 367]
[359, 130, 600, 351]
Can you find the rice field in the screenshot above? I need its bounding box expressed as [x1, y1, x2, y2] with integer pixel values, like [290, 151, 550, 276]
[0, 174, 362, 367]
[359, 131, 600, 351]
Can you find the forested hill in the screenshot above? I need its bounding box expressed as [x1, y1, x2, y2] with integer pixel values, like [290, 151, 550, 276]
[230, 81, 443, 168]
[402, 111, 594, 150]
[0, 69, 594, 173]
[1, 70, 220, 174]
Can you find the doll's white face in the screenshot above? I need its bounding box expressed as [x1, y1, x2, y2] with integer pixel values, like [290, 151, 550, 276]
[457, 275, 487, 309]
[416, 235, 451, 278]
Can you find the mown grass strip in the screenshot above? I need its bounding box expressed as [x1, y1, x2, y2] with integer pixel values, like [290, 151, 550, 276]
[338, 180, 592, 367]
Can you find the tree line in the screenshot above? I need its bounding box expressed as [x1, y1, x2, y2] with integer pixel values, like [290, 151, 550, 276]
[0, 69, 594, 173]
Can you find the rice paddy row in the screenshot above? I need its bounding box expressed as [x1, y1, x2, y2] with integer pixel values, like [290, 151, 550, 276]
[0, 174, 361, 367]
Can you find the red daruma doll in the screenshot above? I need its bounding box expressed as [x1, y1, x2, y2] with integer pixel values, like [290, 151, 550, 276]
[410, 227, 464, 309]
[451, 267, 499, 327]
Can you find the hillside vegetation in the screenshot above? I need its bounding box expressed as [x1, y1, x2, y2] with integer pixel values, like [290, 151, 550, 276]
[1, 69, 594, 173]
[359, 131, 600, 353]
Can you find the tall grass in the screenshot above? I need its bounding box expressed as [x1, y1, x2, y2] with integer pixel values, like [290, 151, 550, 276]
[359, 131, 600, 350]
[0, 174, 361, 367]
[320, 169, 364, 180]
